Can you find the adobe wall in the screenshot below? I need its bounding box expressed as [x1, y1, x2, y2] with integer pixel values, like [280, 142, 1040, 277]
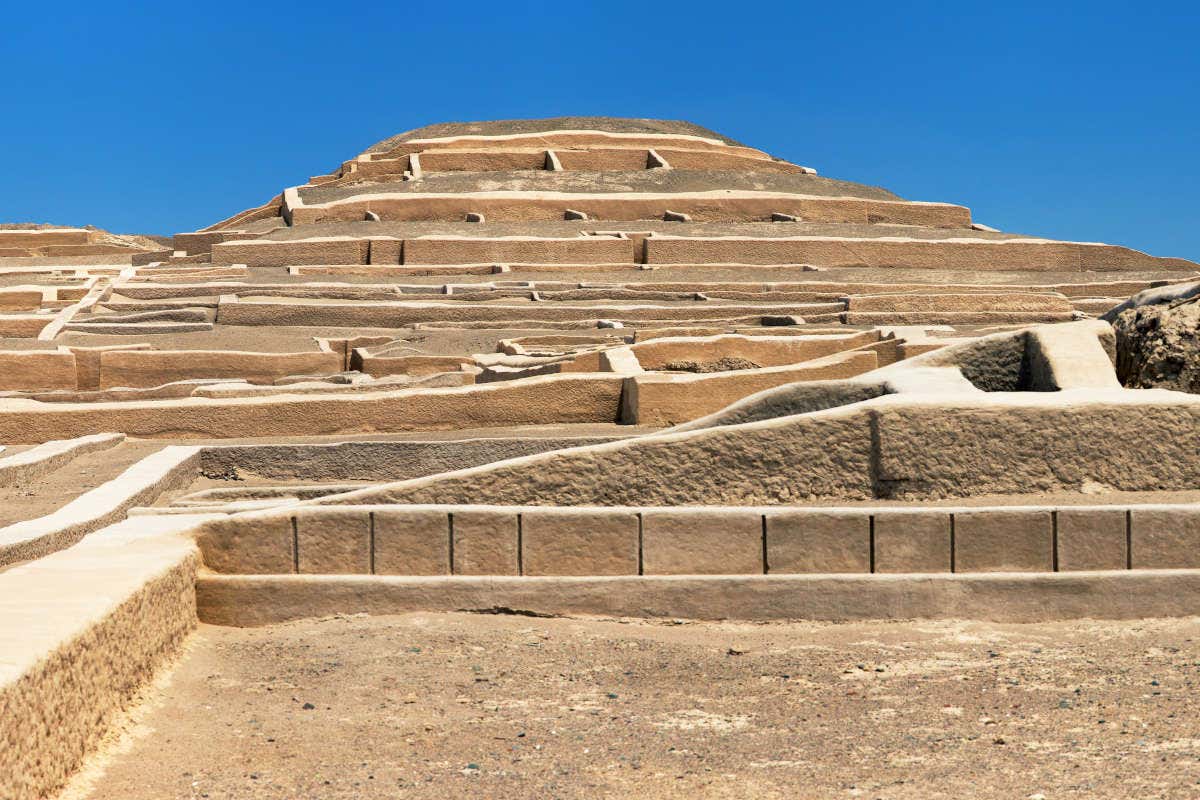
[0, 374, 626, 443]
[0, 315, 51, 338]
[644, 237, 1191, 271]
[211, 237, 370, 266]
[627, 332, 876, 370]
[402, 236, 635, 265]
[0, 516, 205, 800]
[193, 502, 1200, 580]
[554, 148, 653, 171]
[0, 229, 89, 247]
[198, 194, 283, 232]
[198, 435, 632, 482]
[0, 350, 78, 391]
[0, 289, 45, 310]
[624, 350, 879, 425]
[0, 446, 200, 566]
[172, 230, 260, 256]
[320, 405, 877, 507]
[846, 293, 1074, 313]
[215, 299, 837, 327]
[96, 350, 345, 389]
[288, 192, 972, 227]
[418, 149, 548, 172]
[199, 570, 1200, 627]
[350, 352, 475, 378]
[315, 391, 1200, 507]
[655, 147, 804, 173]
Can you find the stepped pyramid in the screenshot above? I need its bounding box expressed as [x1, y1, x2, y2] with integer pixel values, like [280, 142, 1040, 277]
[4, 117, 1200, 800]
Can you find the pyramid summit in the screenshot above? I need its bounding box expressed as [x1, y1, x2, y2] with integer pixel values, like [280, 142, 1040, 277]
[155, 116, 1193, 280]
[2, 116, 1200, 799]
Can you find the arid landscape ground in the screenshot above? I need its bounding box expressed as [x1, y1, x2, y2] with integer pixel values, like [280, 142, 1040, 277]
[66, 612, 1200, 799]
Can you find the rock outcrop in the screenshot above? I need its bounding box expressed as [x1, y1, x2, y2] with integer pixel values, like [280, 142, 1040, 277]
[1114, 292, 1200, 392]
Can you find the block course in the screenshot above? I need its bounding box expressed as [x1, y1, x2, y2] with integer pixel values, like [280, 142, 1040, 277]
[193, 503, 1200, 579]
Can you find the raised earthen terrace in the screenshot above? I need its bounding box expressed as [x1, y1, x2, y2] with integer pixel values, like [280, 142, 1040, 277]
[3, 117, 1200, 798]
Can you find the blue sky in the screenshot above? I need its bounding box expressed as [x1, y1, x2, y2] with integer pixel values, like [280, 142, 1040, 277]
[1, 1, 1197, 259]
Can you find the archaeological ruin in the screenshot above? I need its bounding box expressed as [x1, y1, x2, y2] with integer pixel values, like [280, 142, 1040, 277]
[2, 116, 1200, 798]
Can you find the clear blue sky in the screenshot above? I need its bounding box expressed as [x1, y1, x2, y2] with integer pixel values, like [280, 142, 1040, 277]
[2, 1, 1197, 259]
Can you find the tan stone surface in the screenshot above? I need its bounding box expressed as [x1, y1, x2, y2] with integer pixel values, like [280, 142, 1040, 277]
[295, 509, 370, 574]
[645, 236, 1188, 271]
[641, 509, 761, 574]
[954, 510, 1053, 572]
[98, 349, 343, 389]
[0, 515, 207, 800]
[1057, 507, 1128, 571]
[766, 510, 870, 573]
[873, 510, 952, 573]
[196, 511, 294, 574]
[627, 350, 878, 426]
[0, 374, 625, 443]
[452, 508, 519, 575]
[372, 508, 450, 575]
[520, 508, 639, 576]
[1131, 508, 1200, 569]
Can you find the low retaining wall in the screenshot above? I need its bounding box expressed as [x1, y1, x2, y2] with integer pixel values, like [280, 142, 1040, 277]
[0, 350, 77, 391]
[0, 514, 209, 800]
[198, 435, 636, 482]
[350, 351, 475, 378]
[211, 237, 371, 266]
[196, 570, 1200, 627]
[846, 292, 1073, 313]
[0, 446, 200, 565]
[216, 299, 840, 327]
[98, 349, 344, 389]
[0, 315, 50, 338]
[627, 331, 875, 370]
[193, 502, 1200, 579]
[419, 149, 548, 172]
[370, 130, 763, 160]
[403, 236, 635, 265]
[0, 374, 626, 443]
[623, 350, 879, 425]
[0, 229, 89, 247]
[287, 191, 972, 227]
[0, 432, 123, 486]
[313, 390, 1200, 506]
[643, 236, 1188, 271]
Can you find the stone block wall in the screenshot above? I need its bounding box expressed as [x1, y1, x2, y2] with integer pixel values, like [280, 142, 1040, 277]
[193, 503, 1200, 578]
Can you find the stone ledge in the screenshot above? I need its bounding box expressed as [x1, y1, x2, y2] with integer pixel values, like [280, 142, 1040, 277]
[0, 446, 200, 565]
[0, 432, 124, 486]
[196, 570, 1200, 626]
[0, 514, 212, 800]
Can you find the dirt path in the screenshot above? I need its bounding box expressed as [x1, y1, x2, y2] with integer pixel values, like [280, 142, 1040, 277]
[69, 612, 1200, 799]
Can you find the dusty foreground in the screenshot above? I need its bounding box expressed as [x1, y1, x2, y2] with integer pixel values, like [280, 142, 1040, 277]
[68, 613, 1200, 799]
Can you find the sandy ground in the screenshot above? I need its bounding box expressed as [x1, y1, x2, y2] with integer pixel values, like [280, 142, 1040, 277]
[66, 612, 1200, 799]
